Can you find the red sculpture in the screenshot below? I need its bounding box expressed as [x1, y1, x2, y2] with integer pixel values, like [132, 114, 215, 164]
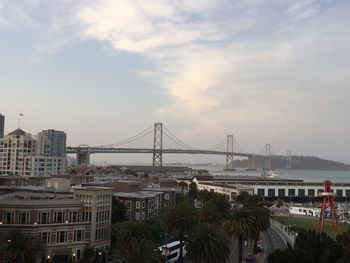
[319, 180, 339, 232]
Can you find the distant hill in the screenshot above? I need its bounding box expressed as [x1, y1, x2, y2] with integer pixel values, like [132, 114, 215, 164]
[233, 155, 350, 171]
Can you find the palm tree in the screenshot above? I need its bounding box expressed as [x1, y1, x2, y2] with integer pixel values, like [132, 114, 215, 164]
[224, 209, 256, 263]
[33, 238, 46, 263]
[3, 231, 32, 263]
[187, 223, 230, 263]
[200, 200, 223, 224]
[188, 182, 198, 204]
[166, 200, 198, 262]
[251, 207, 270, 253]
[119, 238, 162, 263]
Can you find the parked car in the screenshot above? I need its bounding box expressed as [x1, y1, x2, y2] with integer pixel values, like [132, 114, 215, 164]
[244, 252, 256, 262]
[255, 244, 263, 252]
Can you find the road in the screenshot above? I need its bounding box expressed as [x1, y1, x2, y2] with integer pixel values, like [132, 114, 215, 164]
[261, 226, 288, 263]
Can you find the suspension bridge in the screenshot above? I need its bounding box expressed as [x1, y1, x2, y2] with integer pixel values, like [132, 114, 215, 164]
[66, 122, 291, 169]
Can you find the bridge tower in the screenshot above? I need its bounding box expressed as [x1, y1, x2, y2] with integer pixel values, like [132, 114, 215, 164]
[76, 146, 90, 165]
[247, 155, 256, 170]
[286, 150, 292, 170]
[152, 122, 163, 167]
[225, 135, 235, 170]
[264, 143, 272, 170]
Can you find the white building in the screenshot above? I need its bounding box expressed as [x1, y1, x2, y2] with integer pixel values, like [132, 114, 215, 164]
[24, 156, 66, 177]
[193, 177, 254, 201]
[0, 129, 37, 176]
[0, 128, 67, 177]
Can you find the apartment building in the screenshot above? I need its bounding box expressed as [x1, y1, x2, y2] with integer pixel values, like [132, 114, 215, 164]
[0, 128, 67, 177]
[0, 129, 37, 176]
[73, 186, 113, 249]
[0, 186, 112, 262]
[114, 191, 164, 221]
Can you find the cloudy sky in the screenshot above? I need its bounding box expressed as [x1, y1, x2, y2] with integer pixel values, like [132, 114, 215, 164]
[0, 0, 349, 164]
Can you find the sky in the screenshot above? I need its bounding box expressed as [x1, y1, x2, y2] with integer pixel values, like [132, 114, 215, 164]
[0, 0, 350, 165]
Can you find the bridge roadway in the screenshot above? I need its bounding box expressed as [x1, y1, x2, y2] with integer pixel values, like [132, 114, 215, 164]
[66, 147, 256, 158]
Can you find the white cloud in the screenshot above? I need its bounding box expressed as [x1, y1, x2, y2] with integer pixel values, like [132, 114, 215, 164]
[75, 0, 350, 145]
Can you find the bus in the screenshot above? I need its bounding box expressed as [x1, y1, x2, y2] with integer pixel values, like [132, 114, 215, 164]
[159, 240, 187, 263]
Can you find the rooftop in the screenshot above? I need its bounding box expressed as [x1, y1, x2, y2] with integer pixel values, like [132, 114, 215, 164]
[8, 128, 27, 136]
[113, 190, 163, 199]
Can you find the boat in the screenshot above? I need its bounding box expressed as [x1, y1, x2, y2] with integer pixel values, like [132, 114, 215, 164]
[261, 168, 280, 178]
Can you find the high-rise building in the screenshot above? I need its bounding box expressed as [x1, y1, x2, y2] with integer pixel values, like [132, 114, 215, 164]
[0, 128, 67, 176]
[0, 114, 4, 138]
[0, 129, 37, 176]
[37, 129, 66, 157]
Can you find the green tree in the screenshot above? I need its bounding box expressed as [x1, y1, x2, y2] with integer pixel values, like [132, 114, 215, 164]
[188, 182, 198, 204]
[3, 231, 32, 263]
[166, 200, 198, 262]
[197, 189, 212, 202]
[178, 181, 188, 196]
[200, 200, 223, 224]
[119, 238, 162, 263]
[224, 209, 256, 263]
[187, 223, 230, 263]
[268, 230, 343, 263]
[83, 247, 95, 262]
[111, 197, 127, 223]
[337, 229, 350, 260]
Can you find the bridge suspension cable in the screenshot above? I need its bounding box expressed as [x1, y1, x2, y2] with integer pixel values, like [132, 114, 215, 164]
[162, 125, 198, 150]
[204, 138, 227, 151]
[96, 124, 154, 148]
[232, 135, 247, 153]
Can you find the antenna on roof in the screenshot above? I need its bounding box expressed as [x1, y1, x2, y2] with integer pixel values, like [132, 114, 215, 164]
[18, 113, 23, 128]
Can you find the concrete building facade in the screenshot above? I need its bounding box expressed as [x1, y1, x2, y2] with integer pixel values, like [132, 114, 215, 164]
[0, 114, 4, 138]
[0, 186, 112, 262]
[0, 129, 67, 177]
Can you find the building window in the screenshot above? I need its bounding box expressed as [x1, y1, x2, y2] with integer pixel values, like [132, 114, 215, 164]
[298, 189, 305, 197]
[278, 189, 285, 197]
[336, 190, 343, 197]
[136, 201, 140, 209]
[5, 212, 14, 224]
[142, 201, 145, 208]
[38, 212, 49, 224]
[74, 230, 84, 242]
[288, 189, 295, 196]
[267, 189, 275, 197]
[70, 211, 79, 222]
[56, 231, 66, 243]
[148, 200, 152, 210]
[164, 194, 170, 200]
[20, 212, 30, 224]
[135, 212, 140, 221]
[39, 232, 50, 244]
[53, 212, 64, 223]
[346, 190, 350, 197]
[141, 212, 145, 220]
[257, 189, 265, 197]
[125, 201, 131, 211]
[308, 189, 315, 196]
